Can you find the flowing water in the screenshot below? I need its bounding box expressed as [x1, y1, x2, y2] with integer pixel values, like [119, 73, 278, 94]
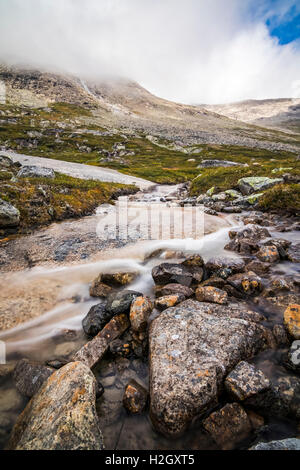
[0, 185, 298, 450]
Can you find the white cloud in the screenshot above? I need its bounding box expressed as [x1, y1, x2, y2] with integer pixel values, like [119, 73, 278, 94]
[0, 0, 299, 104]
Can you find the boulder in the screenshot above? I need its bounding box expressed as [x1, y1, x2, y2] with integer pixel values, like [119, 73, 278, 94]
[250, 438, 300, 450]
[123, 379, 148, 414]
[195, 286, 228, 304]
[129, 296, 153, 332]
[155, 283, 194, 298]
[7, 362, 104, 450]
[238, 177, 283, 195]
[82, 303, 112, 337]
[284, 304, 300, 339]
[206, 256, 245, 276]
[13, 359, 54, 398]
[149, 299, 268, 437]
[202, 403, 252, 450]
[245, 260, 270, 275]
[152, 263, 193, 287]
[154, 294, 185, 310]
[73, 314, 130, 368]
[256, 245, 280, 263]
[106, 290, 143, 316]
[0, 198, 20, 227]
[225, 361, 270, 401]
[17, 165, 55, 179]
[198, 159, 244, 168]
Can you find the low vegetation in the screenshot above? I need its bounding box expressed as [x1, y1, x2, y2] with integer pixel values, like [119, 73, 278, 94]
[258, 183, 300, 213]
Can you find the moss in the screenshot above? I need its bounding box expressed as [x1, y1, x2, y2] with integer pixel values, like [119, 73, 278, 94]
[258, 184, 300, 213]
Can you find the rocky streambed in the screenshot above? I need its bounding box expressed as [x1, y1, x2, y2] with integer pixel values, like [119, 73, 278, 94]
[0, 183, 299, 451]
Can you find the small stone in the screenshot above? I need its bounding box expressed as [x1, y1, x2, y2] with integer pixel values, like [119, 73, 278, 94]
[225, 361, 270, 401]
[272, 324, 289, 346]
[155, 294, 185, 310]
[245, 260, 270, 275]
[0, 198, 20, 228]
[227, 271, 262, 296]
[256, 245, 280, 263]
[286, 340, 300, 371]
[82, 303, 112, 337]
[155, 283, 194, 298]
[284, 304, 300, 339]
[123, 379, 148, 414]
[206, 256, 245, 274]
[13, 359, 54, 398]
[89, 279, 113, 298]
[96, 380, 104, 398]
[203, 403, 252, 450]
[106, 290, 143, 316]
[181, 254, 204, 267]
[287, 243, 300, 263]
[100, 271, 138, 287]
[130, 296, 153, 332]
[152, 263, 193, 287]
[195, 286, 228, 304]
[17, 165, 55, 179]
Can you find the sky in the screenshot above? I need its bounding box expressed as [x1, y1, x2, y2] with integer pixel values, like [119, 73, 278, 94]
[0, 0, 299, 104]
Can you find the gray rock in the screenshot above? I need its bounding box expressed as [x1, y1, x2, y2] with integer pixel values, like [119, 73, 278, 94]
[0, 198, 20, 227]
[82, 303, 112, 337]
[154, 283, 194, 299]
[0, 154, 14, 168]
[152, 263, 193, 287]
[286, 340, 300, 372]
[106, 290, 143, 316]
[198, 159, 244, 168]
[149, 299, 268, 437]
[250, 438, 300, 450]
[7, 362, 104, 450]
[225, 361, 270, 401]
[287, 243, 300, 263]
[206, 256, 245, 275]
[17, 165, 55, 179]
[13, 359, 54, 398]
[238, 177, 283, 195]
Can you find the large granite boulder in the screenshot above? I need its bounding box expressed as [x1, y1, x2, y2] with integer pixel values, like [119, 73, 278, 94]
[149, 299, 268, 437]
[7, 362, 104, 450]
[0, 198, 20, 228]
[238, 177, 283, 195]
[250, 438, 300, 450]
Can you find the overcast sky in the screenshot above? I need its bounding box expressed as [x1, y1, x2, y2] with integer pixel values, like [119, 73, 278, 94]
[0, 0, 299, 104]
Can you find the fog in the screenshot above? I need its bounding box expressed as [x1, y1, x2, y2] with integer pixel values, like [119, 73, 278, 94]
[0, 0, 299, 104]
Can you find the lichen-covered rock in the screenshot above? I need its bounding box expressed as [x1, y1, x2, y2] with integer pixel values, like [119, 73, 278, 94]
[206, 257, 245, 276]
[123, 379, 148, 414]
[129, 296, 153, 332]
[100, 271, 138, 287]
[203, 403, 252, 450]
[195, 286, 228, 304]
[7, 362, 104, 450]
[0, 198, 20, 228]
[238, 177, 283, 195]
[227, 271, 262, 296]
[284, 304, 300, 339]
[154, 283, 194, 299]
[181, 254, 204, 267]
[73, 314, 130, 368]
[17, 165, 55, 179]
[149, 300, 268, 437]
[250, 438, 300, 450]
[13, 359, 54, 398]
[82, 303, 112, 337]
[256, 245, 280, 263]
[89, 279, 113, 298]
[287, 243, 300, 263]
[106, 290, 142, 316]
[152, 263, 193, 287]
[155, 294, 185, 310]
[225, 361, 270, 401]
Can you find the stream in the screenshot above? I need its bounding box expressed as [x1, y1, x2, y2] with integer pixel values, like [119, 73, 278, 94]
[0, 184, 299, 450]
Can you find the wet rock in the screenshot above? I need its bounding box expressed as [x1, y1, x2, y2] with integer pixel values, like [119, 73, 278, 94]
[256, 245, 280, 263]
[238, 177, 283, 195]
[225, 238, 260, 255]
[250, 438, 300, 450]
[109, 339, 131, 358]
[7, 362, 104, 450]
[181, 254, 204, 267]
[96, 380, 104, 398]
[13, 359, 54, 398]
[73, 314, 130, 368]
[286, 340, 300, 372]
[284, 304, 300, 339]
[149, 299, 268, 437]
[123, 379, 148, 414]
[154, 294, 185, 310]
[200, 277, 226, 289]
[202, 403, 252, 450]
[229, 224, 270, 241]
[130, 296, 153, 332]
[227, 271, 262, 296]
[195, 286, 228, 304]
[46, 359, 68, 369]
[82, 303, 112, 337]
[206, 256, 245, 276]
[187, 266, 204, 284]
[287, 243, 300, 263]
[100, 271, 139, 287]
[272, 324, 289, 346]
[89, 278, 113, 298]
[155, 283, 194, 299]
[17, 165, 55, 179]
[0, 198, 20, 227]
[106, 290, 143, 316]
[225, 361, 270, 401]
[152, 263, 193, 287]
[245, 260, 270, 275]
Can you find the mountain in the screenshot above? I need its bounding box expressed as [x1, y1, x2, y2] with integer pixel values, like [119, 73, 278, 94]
[0, 64, 299, 153]
[203, 98, 300, 134]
